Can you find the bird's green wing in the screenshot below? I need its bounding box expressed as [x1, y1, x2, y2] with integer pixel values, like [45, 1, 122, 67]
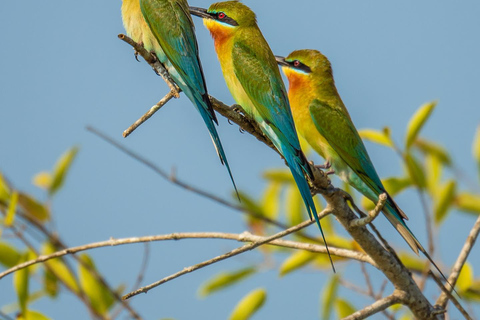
[232, 38, 299, 149]
[309, 99, 385, 194]
[140, 0, 211, 111]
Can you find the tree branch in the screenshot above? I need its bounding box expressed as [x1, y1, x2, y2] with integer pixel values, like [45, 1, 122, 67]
[436, 215, 480, 308]
[342, 291, 405, 320]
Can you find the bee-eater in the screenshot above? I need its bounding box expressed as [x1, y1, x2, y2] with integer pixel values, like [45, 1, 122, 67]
[276, 49, 443, 270]
[121, 0, 237, 194]
[189, 2, 333, 264]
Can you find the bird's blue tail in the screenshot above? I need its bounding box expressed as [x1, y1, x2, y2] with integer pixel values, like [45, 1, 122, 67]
[283, 147, 335, 272]
[182, 87, 239, 199]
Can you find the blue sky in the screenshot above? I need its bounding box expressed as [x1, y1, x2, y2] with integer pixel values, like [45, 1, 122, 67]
[1, 0, 479, 319]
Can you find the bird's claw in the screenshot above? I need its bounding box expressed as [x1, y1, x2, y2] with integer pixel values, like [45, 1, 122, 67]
[325, 169, 335, 176]
[316, 160, 331, 170]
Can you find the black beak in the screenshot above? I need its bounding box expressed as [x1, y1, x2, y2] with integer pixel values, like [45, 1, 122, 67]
[275, 55, 289, 67]
[189, 6, 212, 19]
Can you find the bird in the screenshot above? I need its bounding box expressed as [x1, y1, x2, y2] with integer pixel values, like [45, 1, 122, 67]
[121, 0, 237, 195]
[189, 1, 334, 268]
[276, 49, 446, 275]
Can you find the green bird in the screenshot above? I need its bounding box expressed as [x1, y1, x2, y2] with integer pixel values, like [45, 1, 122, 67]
[190, 2, 333, 267]
[121, 0, 237, 195]
[276, 49, 446, 273]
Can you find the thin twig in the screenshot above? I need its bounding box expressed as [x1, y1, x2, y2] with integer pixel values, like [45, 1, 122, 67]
[430, 271, 471, 320]
[436, 215, 480, 308]
[123, 91, 176, 138]
[341, 291, 404, 320]
[122, 212, 334, 300]
[349, 193, 387, 228]
[1, 225, 378, 283]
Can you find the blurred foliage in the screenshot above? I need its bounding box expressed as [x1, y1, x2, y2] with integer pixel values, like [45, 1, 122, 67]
[2, 102, 480, 319]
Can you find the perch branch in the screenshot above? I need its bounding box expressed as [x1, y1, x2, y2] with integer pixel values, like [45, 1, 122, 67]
[436, 215, 480, 308]
[342, 291, 404, 320]
[430, 271, 471, 320]
[349, 193, 387, 228]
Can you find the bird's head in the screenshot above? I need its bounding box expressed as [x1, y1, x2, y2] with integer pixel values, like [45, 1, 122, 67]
[190, 1, 256, 40]
[276, 49, 333, 82]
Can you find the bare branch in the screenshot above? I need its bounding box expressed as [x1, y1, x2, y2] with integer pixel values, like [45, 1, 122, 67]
[430, 271, 471, 320]
[349, 193, 387, 228]
[436, 215, 480, 308]
[123, 91, 176, 138]
[341, 291, 405, 320]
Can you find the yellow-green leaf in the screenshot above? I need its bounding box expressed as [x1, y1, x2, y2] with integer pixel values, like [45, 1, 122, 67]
[262, 182, 281, 220]
[33, 172, 52, 190]
[358, 128, 393, 148]
[229, 288, 266, 320]
[398, 252, 425, 272]
[405, 101, 437, 149]
[382, 176, 412, 196]
[42, 242, 79, 294]
[404, 153, 427, 189]
[18, 193, 49, 221]
[279, 250, 316, 277]
[321, 274, 339, 320]
[426, 155, 442, 196]
[474, 125, 480, 180]
[361, 196, 375, 211]
[49, 146, 79, 196]
[263, 169, 294, 184]
[457, 263, 473, 293]
[0, 241, 21, 267]
[198, 267, 256, 297]
[455, 192, 480, 215]
[5, 190, 18, 226]
[286, 186, 303, 227]
[78, 254, 114, 315]
[335, 298, 355, 318]
[0, 172, 11, 203]
[44, 269, 58, 297]
[434, 180, 457, 224]
[414, 138, 451, 165]
[19, 310, 51, 320]
[14, 252, 30, 314]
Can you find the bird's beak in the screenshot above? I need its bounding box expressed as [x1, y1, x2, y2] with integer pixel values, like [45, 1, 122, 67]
[189, 7, 212, 19]
[275, 55, 289, 67]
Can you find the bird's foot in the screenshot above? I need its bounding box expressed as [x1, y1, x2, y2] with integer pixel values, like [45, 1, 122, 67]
[316, 160, 332, 170]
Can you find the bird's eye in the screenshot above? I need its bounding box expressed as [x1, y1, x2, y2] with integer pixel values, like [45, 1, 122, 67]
[218, 12, 226, 19]
[293, 60, 301, 67]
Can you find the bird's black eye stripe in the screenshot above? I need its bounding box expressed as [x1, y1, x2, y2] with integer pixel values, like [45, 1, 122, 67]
[288, 60, 312, 73]
[214, 12, 239, 26]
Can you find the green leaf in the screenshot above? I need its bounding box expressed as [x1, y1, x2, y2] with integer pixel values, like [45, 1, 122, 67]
[14, 252, 30, 314]
[44, 269, 59, 298]
[335, 298, 355, 318]
[414, 138, 451, 165]
[18, 193, 49, 221]
[382, 176, 412, 196]
[321, 274, 339, 320]
[457, 263, 473, 294]
[262, 182, 281, 220]
[286, 185, 303, 227]
[405, 101, 437, 149]
[263, 169, 295, 184]
[20, 310, 52, 320]
[398, 252, 425, 272]
[404, 153, 427, 189]
[198, 267, 256, 297]
[425, 155, 442, 195]
[279, 250, 316, 277]
[33, 172, 52, 190]
[358, 128, 393, 148]
[434, 180, 456, 224]
[474, 125, 480, 181]
[5, 190, 18, 226]
[229, 288, 266, 320]
[0, 172, 11, 203]
[78, 254, 114, 315]
[49, 146, 79, 196]
[0, 241, 21, 268]
[455, 192, 480, 215]
[42, 242, 79, 294]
